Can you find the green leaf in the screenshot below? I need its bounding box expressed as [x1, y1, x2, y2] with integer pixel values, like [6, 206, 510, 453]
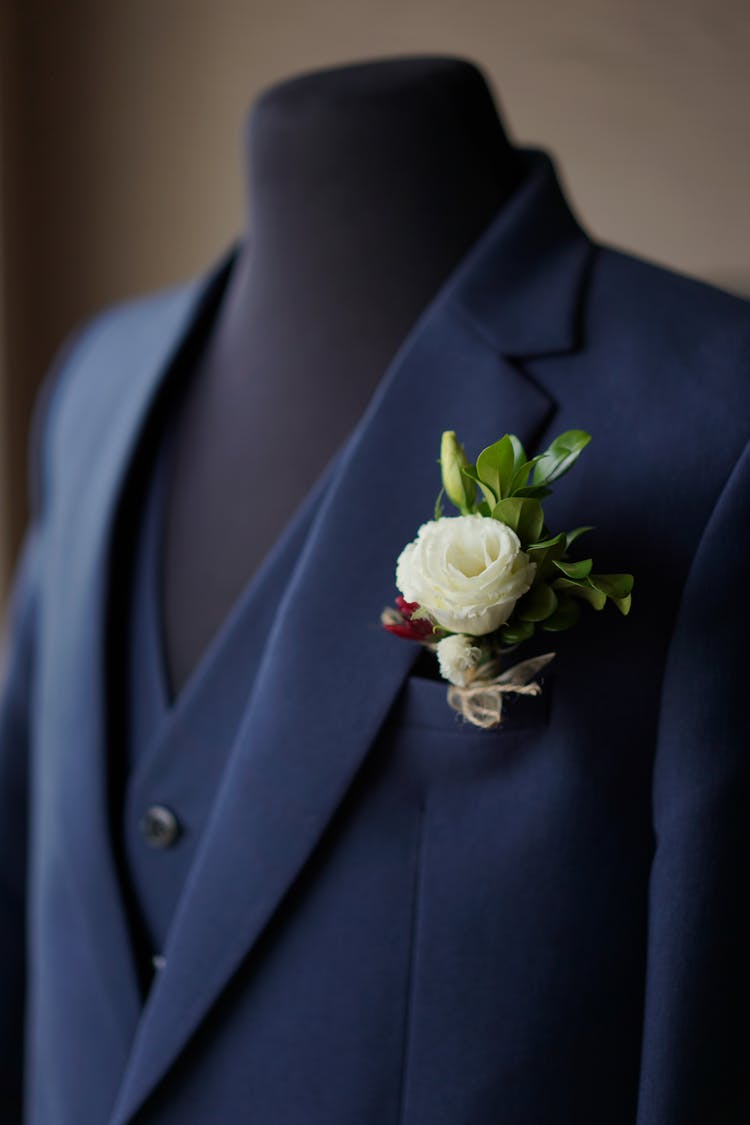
[434, 486, 445, 520]
[526, 532, 567, 580]
[532, 429, 592, 487]
[553, 576, 607, 610]
[564, 525, 595, 549]
[587, 572, 634, 599]
[553, 557, 593, 580]
[462, 464, 497, 510]
[516, 582, 558, 622]
[527, 532, 567, 553]
[491, 497, 545, 544]
[477, 499, 492, 517]
[512, 484, 553, 500]
[498, 618, 536, 645]
[541, 597, 581, 631]
[476, 435, 515, 501]
[509, 434, 527, 474]
[510, 454, 545, 493]
[612, 593, 632, 616]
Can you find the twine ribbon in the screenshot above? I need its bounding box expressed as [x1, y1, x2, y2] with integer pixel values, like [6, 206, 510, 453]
[446, 651, 556, 730]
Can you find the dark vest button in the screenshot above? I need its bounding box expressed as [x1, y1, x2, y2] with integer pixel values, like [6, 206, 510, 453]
[140, 805, 181, 849]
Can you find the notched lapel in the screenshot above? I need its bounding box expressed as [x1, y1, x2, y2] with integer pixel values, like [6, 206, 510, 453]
[40, 243, 240, 1077]
[110, 144, 595, 1122]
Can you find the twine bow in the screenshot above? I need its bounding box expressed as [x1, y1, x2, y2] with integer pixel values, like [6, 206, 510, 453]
[446, 652, 556, 730]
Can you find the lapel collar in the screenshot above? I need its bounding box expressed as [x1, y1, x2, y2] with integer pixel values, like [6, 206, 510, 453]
[43, 242, 241, 1069]
[110, 144, 595, 1122]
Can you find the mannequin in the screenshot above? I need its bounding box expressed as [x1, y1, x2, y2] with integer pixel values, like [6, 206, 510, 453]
[158, 56, 526, 701]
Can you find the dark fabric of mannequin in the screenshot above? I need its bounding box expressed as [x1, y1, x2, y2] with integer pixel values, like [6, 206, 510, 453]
[158, 56, 525, 702]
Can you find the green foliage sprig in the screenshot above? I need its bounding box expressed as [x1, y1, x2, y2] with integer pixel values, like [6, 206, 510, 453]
[437, 429, 633, 648]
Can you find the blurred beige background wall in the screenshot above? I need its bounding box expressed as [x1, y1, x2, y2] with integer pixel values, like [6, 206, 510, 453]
[1, 0, 749, 614]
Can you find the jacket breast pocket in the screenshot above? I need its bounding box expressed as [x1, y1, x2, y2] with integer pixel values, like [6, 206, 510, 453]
[379, 666, 555, 796]
[397, 667, 554, 734]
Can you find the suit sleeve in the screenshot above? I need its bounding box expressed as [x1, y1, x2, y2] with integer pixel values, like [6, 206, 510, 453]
[635, 434, 750, 1125]
[0, 521, 41, 1116]
[0, 325, 87, 1116]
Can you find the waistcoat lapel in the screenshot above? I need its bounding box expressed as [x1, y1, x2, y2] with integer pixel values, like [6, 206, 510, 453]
[109, 145, 596, 1122]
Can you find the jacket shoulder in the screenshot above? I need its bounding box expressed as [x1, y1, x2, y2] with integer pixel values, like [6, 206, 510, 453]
[48, 274, 201, 430]
[588, 241, 750, 424]
[29, 273, 204, 516]
[592, 240, 750, 338]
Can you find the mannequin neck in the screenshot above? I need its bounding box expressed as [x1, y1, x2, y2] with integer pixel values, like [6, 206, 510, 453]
[215, 56, 524, 357]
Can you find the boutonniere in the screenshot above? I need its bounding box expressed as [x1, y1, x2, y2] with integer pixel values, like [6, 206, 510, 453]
[381, 429, 634, 729]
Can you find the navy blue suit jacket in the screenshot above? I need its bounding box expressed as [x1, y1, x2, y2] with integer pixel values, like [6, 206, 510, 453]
[2, 144, 750, 1124]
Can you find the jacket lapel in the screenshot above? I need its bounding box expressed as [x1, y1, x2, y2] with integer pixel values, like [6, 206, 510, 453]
[109, 144, 595, 1121]
[41, 242, 241, 1072]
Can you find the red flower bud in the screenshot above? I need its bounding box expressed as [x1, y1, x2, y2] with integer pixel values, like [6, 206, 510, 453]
[382, 598, 435, 641]
[395, 596, 421, 619]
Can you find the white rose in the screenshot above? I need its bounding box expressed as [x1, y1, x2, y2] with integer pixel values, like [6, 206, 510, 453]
[436, 634, 483, 686]
[395, 513, 536, 636]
